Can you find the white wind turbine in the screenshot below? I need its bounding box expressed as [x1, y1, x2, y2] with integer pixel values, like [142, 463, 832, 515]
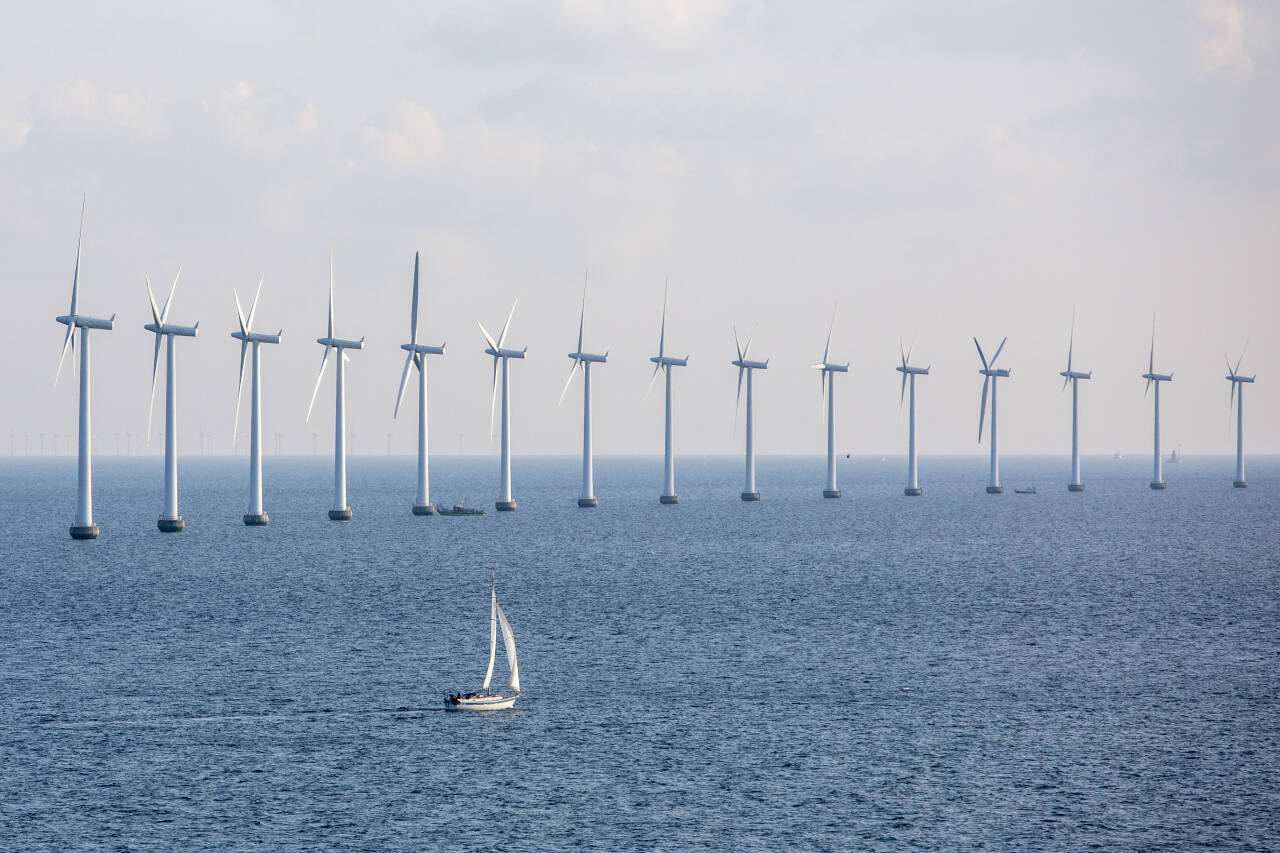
[975, 336, 1010, 494]
[1224, 346, 1255, 488]
[809, 311, 849, 498]
[559, 274, 608, 508]
[647, 284, 689, 504]
[1059, 312, 1092, 492]
[144, 268, 199, 532]
[732, 326, 769, 501]
[393, 253, 446, 515]
[306, 255, 365, 520]
[231, 276, 282, 525]
[896, 338, 929, 496]
[478, 299, 526, 512]
[1141, 320, 1173, 490]
[55, 199, 115, 540]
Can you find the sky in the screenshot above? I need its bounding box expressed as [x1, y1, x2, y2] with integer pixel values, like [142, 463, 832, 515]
[2, 0, 1277, 460]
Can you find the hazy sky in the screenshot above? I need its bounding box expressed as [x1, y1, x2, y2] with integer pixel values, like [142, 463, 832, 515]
[2, 0, 1277, 460]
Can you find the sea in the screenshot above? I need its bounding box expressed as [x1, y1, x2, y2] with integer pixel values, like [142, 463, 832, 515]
[2, 453, 1277, 851]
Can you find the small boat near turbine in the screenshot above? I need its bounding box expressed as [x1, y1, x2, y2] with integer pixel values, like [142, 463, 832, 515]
[445, 576, 519, 711]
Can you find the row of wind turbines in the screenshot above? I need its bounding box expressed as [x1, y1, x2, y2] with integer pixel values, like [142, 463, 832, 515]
[53, 206, 1258, 539]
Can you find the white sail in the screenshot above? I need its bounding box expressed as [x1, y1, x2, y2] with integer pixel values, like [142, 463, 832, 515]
[495, 601, 519, 693]
[481, 585, 497, 692]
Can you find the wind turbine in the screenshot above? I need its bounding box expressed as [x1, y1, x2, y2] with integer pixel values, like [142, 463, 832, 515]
[809, 311, 849, 498]
[647, 283, 689, 504]
[393, 252, 445, 515]
[144, 268, 199, 532]
[896, 338, 930, 496]
[306, 254, 364, 520]
[560, 274, 608, 508]
[1141, 320, 1173, 490]
[55, 199, 115, 540]
[974, 337, 1010, 494]
[231, 276, 282, 525]
[1225, 346, 1255, 488]
[478, 299, 526, 511]
[1059, 312, 1092, 492]
[732, 326, 769, 501]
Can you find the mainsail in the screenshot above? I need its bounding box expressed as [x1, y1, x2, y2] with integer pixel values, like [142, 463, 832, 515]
[481, 584, 497, 691]
[496, 602, 520, 693]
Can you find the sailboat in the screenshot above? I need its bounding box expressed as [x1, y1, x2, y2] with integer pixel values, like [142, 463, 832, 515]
[444, 577, 520, 711]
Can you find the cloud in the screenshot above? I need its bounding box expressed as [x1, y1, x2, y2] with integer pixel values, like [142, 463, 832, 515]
[1197, 0, 1252, 72]
[45, 81, 166, 138]
[215, 83, 319, 153]
[0, 84, 32, 153]
[554, 0, 734, 45]
[358, 101, 445, 171]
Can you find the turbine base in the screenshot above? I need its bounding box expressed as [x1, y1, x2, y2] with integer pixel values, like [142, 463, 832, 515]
[70, 523, 99, 540]
[577, 497, 598, 508]
[985, 485, 1004, 494]
[1068, 484, 1085, 492]
[1233, 480, 1248, 488]
[741, 491, 761, 502]
[328, 508, 353, 521]
[1149, 482, 1167, 490]
[659, 494, 679, 505]
[157, 516, 184, 533]
[822, 489, 841, 499]
[412, 503, 436, 516]
[904, 487, 922, 497]
[243, 512, 270, 526]
[495, 500, 517, 512]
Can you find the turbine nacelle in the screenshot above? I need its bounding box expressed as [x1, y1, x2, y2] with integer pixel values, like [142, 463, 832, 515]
[811, 361, 849, 373]
[486, 346, 527, 360]
[145, 322, 199, 337]
[733, 358, 770, 371]
[568, 350, 607, 364]
[651, 354, 689, 367]
[1142, 372, 1173, 382]
[1059, 369, 1091, 381]
[403, 342, 446, 355]
[233, 330, 282, 345]
[1226, 374, 1255, 384]
[897, 365, 930, 376]
[57, 313, 115, 330]
[979, 368, 1011, 378]
[318, 336, 365, 350]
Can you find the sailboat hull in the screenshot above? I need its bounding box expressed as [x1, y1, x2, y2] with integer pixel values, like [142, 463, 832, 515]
[444, 694, 517, 711]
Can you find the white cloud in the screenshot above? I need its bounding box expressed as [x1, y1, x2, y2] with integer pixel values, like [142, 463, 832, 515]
[358, 101, 445, 171]
[0, 83, 32, 153]
[215, 82, 319, 153]
[1197, 0, 1252, 72]
[45, 80, 166, 137]
[554, 0, 733, 45]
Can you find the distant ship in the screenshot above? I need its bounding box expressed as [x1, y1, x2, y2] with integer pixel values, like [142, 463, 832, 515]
[1167, 446, 1183, 464]
[1014, 486, 1038, 495]
[439, 499, 485, 516]
[1113, 451, 1124, 460]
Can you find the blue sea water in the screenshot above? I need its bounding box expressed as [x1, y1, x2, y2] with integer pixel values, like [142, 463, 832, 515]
[1, 452, 1278, 851]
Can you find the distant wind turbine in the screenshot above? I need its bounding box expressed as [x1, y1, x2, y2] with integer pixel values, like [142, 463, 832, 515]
[479, 299, 526, 511]
[975, 336, 1010, 494]
[1225, 345, 1255, 488]
[144, 267, 199, 532]
[55, 199, 115, 539]
[560, 273, 608, 508]
[810, 311, 849, 498]
[306, 254, 364, 520]
[393, 253, 445, 515]
[1059, 312, 1092, 492]
[231, 276, 281, 525]
[896, 338, 929, 496]
[1141, 319, 1173, 490]
[732, 326, 769, 501]
[647, 283, 688, 504]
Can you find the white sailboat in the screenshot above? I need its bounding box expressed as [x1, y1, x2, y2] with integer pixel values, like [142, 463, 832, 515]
[444, 578, 520, 711]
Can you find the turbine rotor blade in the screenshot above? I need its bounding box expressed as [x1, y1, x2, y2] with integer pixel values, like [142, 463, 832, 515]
[247, 275, 264, 332]
[497, 298, 518, 349]
[393, 351, 414, 418]
[146, 275, 161, 327]
[233, 289, 247, 336]
[70, 197, 84, 317]
[306, 345, 331, 423]
[233, 340, 249, 448]
[55, 325, 74, 385]
[657, 282, 668, 358]
[900, 369, 907, 408]
[1149, 318, 1155, 376]
[577, 275, 587, 356]
[978, 375, 990, 442]
[899, 337, 906, 371]
[990, 336, 1007, 367]
[489, 356, 499, 440]
[644, 363, 662, 400]
[558, 360, 580, 406]
[733, 325, 742, 362]
[328, 253, 335, 340]
[147, 334, 162, 441]
[161, 267, 181, 324]
[410, 252, 420, 346]
[822, 312, 834, 365]
[477, 321, 498, 352]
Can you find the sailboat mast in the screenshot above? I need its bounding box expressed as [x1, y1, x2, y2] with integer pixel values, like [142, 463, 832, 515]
[482, 583, 497, 692]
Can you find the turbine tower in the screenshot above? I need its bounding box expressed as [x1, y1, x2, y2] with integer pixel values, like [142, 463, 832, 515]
[306, 255, 364, 520]
[478, 299, 526, 512]
[55, 200, 115, 540]
[809, 312, 849, 498]
[560, 274, 608, 508]
[1225, 347, 1255, 488]
[144, 269, 199, 532]
[732, 326, 769, 502]
[647, 284, 688, 504]
[896, 339, 930, 496]
[1141, 320, 1173, 490]
[231, 276, 282, 525]
[975, 337, 1010, 494]
[393, 253, 446, 515]
[1059, 313, 1092, 492]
